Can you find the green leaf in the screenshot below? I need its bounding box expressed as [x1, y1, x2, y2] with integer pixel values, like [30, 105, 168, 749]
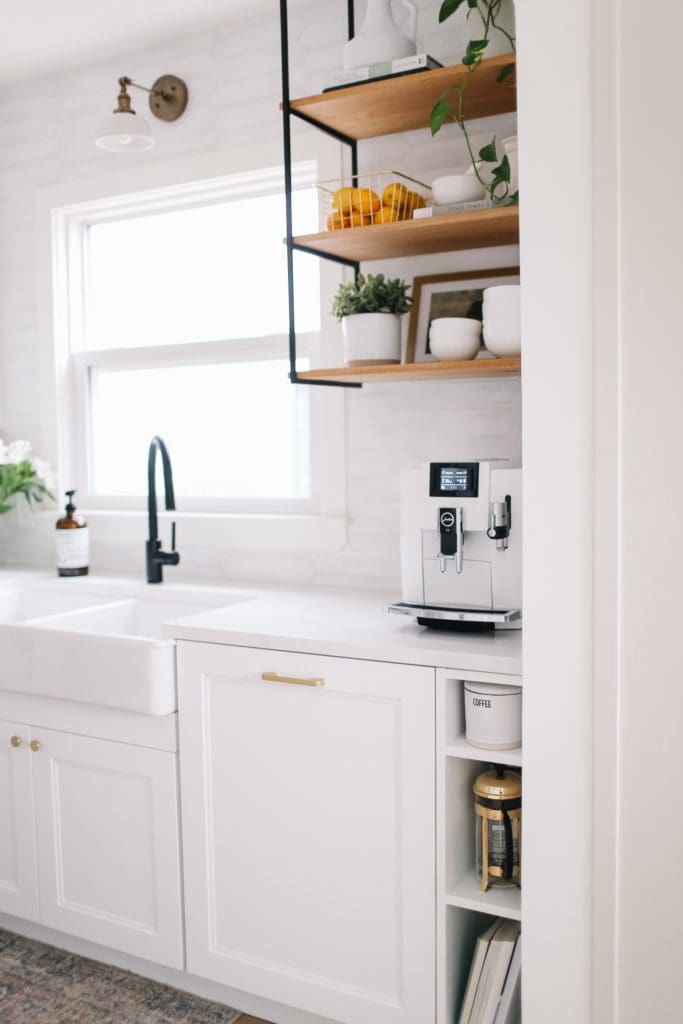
[0, 503, 14, 514]
[430, 98, 452, 135]
[496, 62, 515, 84]
[478, 138, 497, 162]
[467, 0, 479, 7]
[438, 0, 467, 22]
[462, 38, 489, 66]
[491, 154, 511, 184]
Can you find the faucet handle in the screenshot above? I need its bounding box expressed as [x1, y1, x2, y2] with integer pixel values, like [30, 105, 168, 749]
[171, 521, 176, 552]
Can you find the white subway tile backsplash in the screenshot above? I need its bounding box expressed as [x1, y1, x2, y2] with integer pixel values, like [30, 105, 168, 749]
[0, 0, 520, 591]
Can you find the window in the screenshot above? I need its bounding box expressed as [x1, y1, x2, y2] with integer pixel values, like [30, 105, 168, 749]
[50, 160, 344, 533]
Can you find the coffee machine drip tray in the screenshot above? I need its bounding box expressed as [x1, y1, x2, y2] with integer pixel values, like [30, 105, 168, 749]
[386, 602, 521, 631]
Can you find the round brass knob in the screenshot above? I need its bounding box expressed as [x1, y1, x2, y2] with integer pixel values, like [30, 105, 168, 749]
[10, 735, 22, 748]
[29, 739, 42, 753]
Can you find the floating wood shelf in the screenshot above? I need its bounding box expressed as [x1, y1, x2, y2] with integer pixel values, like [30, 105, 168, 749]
[288, 55, 516, 141]
[293, 206, 519, 262]
[296, 357, 520, 385]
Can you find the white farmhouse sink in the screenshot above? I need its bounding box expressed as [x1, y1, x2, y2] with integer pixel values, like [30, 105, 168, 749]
[0, 586, 248, 716]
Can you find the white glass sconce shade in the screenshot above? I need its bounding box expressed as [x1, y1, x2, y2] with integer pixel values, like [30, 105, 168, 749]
[95, 110, 154, 152]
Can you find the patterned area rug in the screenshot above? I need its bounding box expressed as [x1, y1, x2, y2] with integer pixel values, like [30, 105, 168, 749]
[0, 929, 241, 1024]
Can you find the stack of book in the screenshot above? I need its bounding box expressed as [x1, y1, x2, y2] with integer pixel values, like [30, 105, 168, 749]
[458, 918, 521, 1024]
[323, 54, 443, 92]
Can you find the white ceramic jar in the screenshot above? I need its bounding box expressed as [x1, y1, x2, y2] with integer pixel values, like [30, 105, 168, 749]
[464, 681, 522, 750]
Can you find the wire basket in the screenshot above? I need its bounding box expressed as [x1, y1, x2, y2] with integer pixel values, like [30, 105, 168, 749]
[316, 171, 431, 231]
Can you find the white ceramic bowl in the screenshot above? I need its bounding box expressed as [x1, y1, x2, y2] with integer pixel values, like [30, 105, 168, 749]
[483, 322, 521, 357]
[483, 313, 521, 328]
[484, 285, 521, 302]
[431, 174, 486, 205]
[429, 317, 481, 360]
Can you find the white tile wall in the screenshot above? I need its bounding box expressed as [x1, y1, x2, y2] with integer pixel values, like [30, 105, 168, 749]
[0, 0, 520, 591]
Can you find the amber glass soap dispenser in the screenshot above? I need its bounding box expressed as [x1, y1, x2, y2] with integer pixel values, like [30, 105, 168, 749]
[55, 490, 89, 577]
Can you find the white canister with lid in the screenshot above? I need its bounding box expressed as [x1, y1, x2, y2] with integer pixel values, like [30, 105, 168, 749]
[464, 681, 522, 750]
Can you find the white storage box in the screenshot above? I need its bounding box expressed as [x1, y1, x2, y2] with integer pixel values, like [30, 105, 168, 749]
[464, 681, 522, 750]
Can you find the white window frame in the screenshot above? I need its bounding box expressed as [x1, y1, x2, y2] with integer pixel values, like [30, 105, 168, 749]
[37, 142, 347, 553]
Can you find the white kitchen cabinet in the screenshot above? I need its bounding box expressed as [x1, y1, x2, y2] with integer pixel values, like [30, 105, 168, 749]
[0, 694, 183, 971]
[178, 641, 436, 1024]
[0, 718, 39, 921]
[31, 727, 183, 968]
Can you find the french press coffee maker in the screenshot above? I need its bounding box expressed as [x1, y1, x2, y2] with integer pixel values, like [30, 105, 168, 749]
[473, 766, 522, 892]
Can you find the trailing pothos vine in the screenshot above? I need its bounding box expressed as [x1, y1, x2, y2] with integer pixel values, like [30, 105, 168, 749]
[430, 0, 517, 205]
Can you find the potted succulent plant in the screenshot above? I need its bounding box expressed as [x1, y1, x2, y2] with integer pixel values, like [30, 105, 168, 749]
[331, 273, 412, 366]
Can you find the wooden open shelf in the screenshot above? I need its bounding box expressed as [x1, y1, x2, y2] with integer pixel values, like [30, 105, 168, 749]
[294, 206, 519, 262]
[297, 357, 520, 385]
[289, 55, 516, 141]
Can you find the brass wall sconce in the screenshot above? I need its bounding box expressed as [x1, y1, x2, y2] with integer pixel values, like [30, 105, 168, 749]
[95, 75, 189, 152]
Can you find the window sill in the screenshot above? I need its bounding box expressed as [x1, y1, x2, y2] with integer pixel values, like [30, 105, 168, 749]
[82, 509, 347, 553]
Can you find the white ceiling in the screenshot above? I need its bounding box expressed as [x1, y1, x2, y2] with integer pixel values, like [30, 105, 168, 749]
[1, 0, 268, 86]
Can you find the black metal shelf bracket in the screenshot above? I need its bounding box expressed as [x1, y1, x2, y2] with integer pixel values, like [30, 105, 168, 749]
[280, 0, 362, 388]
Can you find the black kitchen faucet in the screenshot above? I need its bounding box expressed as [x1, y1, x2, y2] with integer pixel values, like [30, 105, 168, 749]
[146, 436, 180, 584]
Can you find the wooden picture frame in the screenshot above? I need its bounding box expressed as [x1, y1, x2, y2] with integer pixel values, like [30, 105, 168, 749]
[405, 266, 521, 364]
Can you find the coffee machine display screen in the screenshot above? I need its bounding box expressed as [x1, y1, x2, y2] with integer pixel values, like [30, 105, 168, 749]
[429, 462, 479, 498]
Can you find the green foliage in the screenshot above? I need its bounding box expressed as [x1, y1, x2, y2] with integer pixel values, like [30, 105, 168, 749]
[496, 62, 515, 83]
[478, 138, 498, 163]
[439, 0, 467, 23]
[0, 460, 53, 515]
[331, 273, 412, 320]
[431, 98, 452, 136]
[430, 0, 517, 206]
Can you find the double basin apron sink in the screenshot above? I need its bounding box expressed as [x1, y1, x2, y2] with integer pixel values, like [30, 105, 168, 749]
[0, 575, 249, 715]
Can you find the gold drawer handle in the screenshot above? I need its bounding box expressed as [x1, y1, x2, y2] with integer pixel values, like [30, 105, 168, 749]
[10, 735, 22, 748]
[261, 672, 325, 688]
[29, 740, 42, 753]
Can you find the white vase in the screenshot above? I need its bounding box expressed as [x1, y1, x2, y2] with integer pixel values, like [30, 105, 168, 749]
[342, 312, 402, 365]
[342, 0, 417, 71]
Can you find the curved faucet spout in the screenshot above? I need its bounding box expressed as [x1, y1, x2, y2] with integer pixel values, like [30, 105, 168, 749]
[146, 436, 180, 584]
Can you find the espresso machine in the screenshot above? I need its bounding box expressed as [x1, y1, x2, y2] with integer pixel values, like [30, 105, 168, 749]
[387, 460, 522, 629]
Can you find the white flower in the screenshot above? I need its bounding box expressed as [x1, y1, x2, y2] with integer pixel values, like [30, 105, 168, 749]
[7, 439, 32, 464]
[0, 440, 9, 464]
[31, 456, 55, 492]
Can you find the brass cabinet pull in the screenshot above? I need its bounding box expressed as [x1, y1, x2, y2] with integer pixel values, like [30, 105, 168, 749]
[261, 672, 325, 688]
[29, 740, 42, 753]
[10, 735, 22, 748]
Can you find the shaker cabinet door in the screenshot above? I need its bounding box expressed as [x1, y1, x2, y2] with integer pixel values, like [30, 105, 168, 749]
[31, 727, 183, 968]
[0, 718, 39, 921]
[178, 642, 436, 1024]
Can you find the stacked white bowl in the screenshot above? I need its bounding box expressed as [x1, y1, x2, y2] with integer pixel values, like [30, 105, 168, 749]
[428, 317, 482, 361]
[482, 285, 521, 356]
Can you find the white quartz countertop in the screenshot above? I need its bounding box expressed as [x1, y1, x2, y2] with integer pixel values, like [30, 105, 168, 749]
[0, 569, 522, 678]
[167, 589, 523, 677]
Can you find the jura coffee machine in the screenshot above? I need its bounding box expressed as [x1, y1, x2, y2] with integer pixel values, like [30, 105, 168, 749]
[387, 460, 522, 630]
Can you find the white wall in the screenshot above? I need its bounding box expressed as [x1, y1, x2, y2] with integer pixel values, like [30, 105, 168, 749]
[0, 0, 520, 589]
[594, 0, 683, 1020]
[515, 0, 594, 1020]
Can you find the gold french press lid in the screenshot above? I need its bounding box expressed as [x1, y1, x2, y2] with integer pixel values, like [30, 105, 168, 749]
[473, 768, 522, 800]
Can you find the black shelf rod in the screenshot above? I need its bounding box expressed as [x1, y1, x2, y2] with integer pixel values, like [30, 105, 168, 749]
[291, 241, 360, 271]
[288, 108, 357, 149]
[289, 375, 362, 389]
[280, 0, 362, 388]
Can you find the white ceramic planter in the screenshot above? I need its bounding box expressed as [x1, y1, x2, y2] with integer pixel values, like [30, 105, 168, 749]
[343, 0, 417, 69]
[342, 312, 402, 365]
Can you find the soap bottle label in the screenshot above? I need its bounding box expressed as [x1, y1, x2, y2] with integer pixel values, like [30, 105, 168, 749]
[56, 527, 90, 570]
